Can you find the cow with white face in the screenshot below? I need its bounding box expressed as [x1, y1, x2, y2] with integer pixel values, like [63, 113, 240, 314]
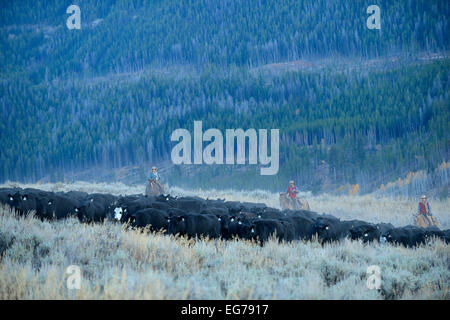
[114, 207, 123, 221]
[106, 195, 144, 223]
[109, 205, 131, 223]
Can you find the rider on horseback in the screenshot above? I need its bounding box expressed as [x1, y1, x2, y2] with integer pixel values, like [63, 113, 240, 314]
[149, 166, 161, 182]
[146, 166, 164, 196]
[418, 194, 433, 219]
[279, 180, 310, 211]
[415, 195, 437, 228]
[287, 180, 299, 199]
[287, 180, 300, 209]
[418, 195, 431, 215]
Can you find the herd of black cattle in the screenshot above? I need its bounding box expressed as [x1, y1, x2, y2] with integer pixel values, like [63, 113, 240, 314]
[1, 187, 449, 247]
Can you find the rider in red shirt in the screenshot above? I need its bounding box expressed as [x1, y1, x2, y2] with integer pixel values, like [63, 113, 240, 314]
[287, 180, 299, 199]
[418, 195, 432, 216]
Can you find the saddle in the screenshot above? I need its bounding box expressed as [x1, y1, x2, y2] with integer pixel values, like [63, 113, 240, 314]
[413, 213, 438, 228]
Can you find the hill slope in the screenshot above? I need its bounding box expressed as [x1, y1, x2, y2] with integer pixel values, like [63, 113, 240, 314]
[0, 0, 449, 193]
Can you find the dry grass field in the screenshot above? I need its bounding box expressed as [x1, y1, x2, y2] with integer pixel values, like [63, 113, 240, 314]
[0, 182, 448, 299]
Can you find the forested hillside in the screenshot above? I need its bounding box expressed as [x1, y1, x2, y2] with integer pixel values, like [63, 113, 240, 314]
[0, 0, 449, 194]
[1, 0, 449, 77]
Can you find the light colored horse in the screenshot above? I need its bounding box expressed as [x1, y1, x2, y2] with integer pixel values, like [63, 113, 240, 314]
[413, 213, 438, 228]
[145, 180, 165, 197]
[279, 193, 310, 211]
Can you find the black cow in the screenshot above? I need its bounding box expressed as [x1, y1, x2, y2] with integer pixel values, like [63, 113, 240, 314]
[310, 216, 348, 243]
[132, 208, 170, 232]
[382, 225, 427, 247]
[237, 211, 260, 220]
[205, 198, 227, 209]
[224, 201, 246, 215]
[25, 189, 66, 218]
[226, 220, 254, 240]
[168, 213, 221, 239]
[349, 222, 380, 243]
[230, 214, 254, 225]
[375, 223, 395, 236]
[154, 194, 177, 207]
[60, 191, 89, 202]
[444, 229, 450, 244]
[296, 210, 320, 219]
[240, 202, 267, 211]
[257, 209, 284, 220]
[88, 193, 117, 206]
[249, 219, 288, 243]
[226, 216, 240, 239]
[42, 194, 81, 219]
[200, 207, 229, 216]
[423, 226, 449, 244]
[168, 207, 187, 217]
[223, 201, 242, 209]
[12, 190, 38, 216]
[83, 193, 117, 220]
[279, 220, 296, 242]
[283, 209, 320, 220]
[214, 213, 231, 239]
[176, 198, 205, 213]
[117, 196, 155, 220]
[0, 188, 21, 206]
[281, 215, 315, 240]
[151, 201, 171, 211]
[1, 188, 51, 217]
[77, 200, 107, 222]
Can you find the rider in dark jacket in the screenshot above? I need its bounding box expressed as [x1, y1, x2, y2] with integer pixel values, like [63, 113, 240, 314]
[146, 166, 164, 196]
[149, 166, 161, 182]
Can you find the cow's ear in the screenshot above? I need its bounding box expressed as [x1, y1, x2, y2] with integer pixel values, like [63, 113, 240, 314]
[7, 194, 13, 200]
